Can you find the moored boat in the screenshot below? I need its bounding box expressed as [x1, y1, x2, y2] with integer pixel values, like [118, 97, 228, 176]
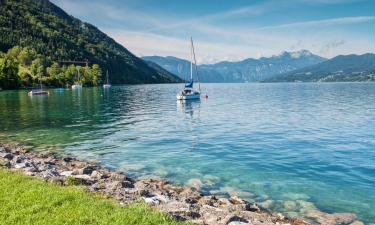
[177, 37, 201, 101]
[28, 89, 49, 96]
[103, 70, 111, 88]
[72, 69, 82, 89]
[28, 72, 49, 96]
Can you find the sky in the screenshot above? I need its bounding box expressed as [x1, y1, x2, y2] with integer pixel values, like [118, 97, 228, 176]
[51, 0, 375, 64]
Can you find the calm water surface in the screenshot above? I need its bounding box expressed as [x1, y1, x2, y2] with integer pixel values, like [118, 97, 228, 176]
[0, 83, 374, 223]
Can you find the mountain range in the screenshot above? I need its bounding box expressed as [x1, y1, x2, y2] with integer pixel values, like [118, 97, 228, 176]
[266, 53, 375, 82]
[143, 50, 327, 82]
[0, 0, 182, 85]
[143, 50, 375, 83]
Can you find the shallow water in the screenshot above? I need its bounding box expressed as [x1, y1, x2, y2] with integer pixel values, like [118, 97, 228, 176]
[0, 83, 374, 223]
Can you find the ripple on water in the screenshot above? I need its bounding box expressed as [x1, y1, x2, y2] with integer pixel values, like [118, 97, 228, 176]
[0, 83, 374, 223]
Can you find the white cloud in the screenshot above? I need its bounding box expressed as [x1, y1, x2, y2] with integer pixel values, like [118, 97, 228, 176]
[255, 16, 375, 30]
[51, 0, 375, 63]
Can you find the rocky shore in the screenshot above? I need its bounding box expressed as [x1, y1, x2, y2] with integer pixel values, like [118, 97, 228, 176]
[0, 142, 365, 225]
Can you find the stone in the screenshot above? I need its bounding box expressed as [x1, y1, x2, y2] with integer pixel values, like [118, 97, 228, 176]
[229, 196, 244, 205]
[330, 213, 356, 224]
[227, 215, 249, 224]
[79, 166, 96, 175]
[60, 171, 73, 176]
[106, 180, 131, 191]
[0, 152, 13, 160]
[14, 163, 26, 169]
[122, 180, 134, 188]
[90, 170, 103, 179]
[24, 166, 38, 173]
[245, 203, 260, 212]
[228, 222, 248, 225]
[162, 201, 190, 213]
[63, 157, 74, 162]
[187, 178, 202, 191]
[110, 172, 126, 181]
[258, 199, 274, 209]
[13, 155, 27, 163]
[0, 160, 11, 168]
[276, 213, 285, 220]
[73, 174, 91, 180]
[41, 169, 60, 179]
[283, 201, 297, 211]
[350, 221, 364, 225]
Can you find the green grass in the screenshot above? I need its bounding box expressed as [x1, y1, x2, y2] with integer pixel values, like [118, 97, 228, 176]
[0, 168, 192, 225]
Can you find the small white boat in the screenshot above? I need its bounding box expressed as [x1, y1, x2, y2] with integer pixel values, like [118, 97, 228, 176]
[28, 89, 49, 96]
[71, 84, 82, 89]
[28, 74, 49, 96]
[177, 37, 201, 101]
[72, 69, 82, 89]
[103, 70, 111, 88]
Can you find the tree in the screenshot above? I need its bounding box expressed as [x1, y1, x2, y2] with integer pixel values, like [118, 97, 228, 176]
[91, 64, 101, 86]
[0, 54, 20, 89]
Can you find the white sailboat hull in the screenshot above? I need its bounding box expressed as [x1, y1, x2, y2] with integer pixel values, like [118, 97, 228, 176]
[103, 84, 111, 88]
[72, 84, 82, 89]
[177, 91, 200, 100]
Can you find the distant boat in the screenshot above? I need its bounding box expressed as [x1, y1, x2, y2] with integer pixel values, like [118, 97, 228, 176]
[54, 88, 65, 93]
[72, 69, 82, 89]
[177, 37, 201, 100]
[28, 73, 49, 96]
[103, 70, 111, 88]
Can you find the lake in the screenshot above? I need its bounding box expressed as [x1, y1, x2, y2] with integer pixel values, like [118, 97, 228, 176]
[0, 83, 374, 224]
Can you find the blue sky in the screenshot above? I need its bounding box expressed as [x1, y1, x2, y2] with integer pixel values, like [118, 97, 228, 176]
[51, 0, 375, 63]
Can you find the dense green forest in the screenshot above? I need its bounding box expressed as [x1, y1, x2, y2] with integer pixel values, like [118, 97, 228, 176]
[0, 0, 182, 89]
[0, 46, 101, 89]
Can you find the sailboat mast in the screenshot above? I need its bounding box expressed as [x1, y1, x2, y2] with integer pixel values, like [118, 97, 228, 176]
[39, 73, 42, 90]
[191, 37, 200, 92]
[106, 70, 109, 84]
[190, 38, 193, 81]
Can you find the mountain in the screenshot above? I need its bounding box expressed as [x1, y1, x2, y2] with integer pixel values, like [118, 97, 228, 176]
[266, 53, 375, 82]
[0, 0, 182, 84]
[142, 50, 326, 82]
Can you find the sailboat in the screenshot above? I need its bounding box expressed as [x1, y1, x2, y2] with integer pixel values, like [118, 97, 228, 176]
[103, 70, 111, 88]
[28, 73, 49, 96]
[176, 37, 201, 100]
[71, 69, 82, 89]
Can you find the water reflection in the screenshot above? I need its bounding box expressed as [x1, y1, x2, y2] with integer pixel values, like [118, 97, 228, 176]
[177, 99, 201, 118]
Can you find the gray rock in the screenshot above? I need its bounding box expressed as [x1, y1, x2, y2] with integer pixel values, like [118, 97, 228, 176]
[60, 171, 73, 176]
[13, 155, 27, 163]
[227, 215, 249, 224]
[0, 152, 13, 160]
[90, 170, 103, 179]
[350, 221, 365, 225]
[73, 174, 91, 180]
[229, 196, 244, 205]
[79, 166, 96, 175]
[14, 163, 26, 169]
[228, 222, 248, 225]
[143, 195, 168, 205]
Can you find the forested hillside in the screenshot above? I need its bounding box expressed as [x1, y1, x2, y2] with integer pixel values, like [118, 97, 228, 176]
[0, 0, 182, 89]
[0, 46, 102, 89]
[266, 53, 375, 82]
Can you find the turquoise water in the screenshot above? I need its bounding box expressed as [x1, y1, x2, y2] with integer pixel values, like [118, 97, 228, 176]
[0, 83, 374, 223]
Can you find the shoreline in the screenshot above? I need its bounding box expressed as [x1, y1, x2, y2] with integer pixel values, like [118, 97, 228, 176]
[0, 141, 364, 225]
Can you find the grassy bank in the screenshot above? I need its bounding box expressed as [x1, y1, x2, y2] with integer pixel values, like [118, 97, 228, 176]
[0, 168, 191, 225]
